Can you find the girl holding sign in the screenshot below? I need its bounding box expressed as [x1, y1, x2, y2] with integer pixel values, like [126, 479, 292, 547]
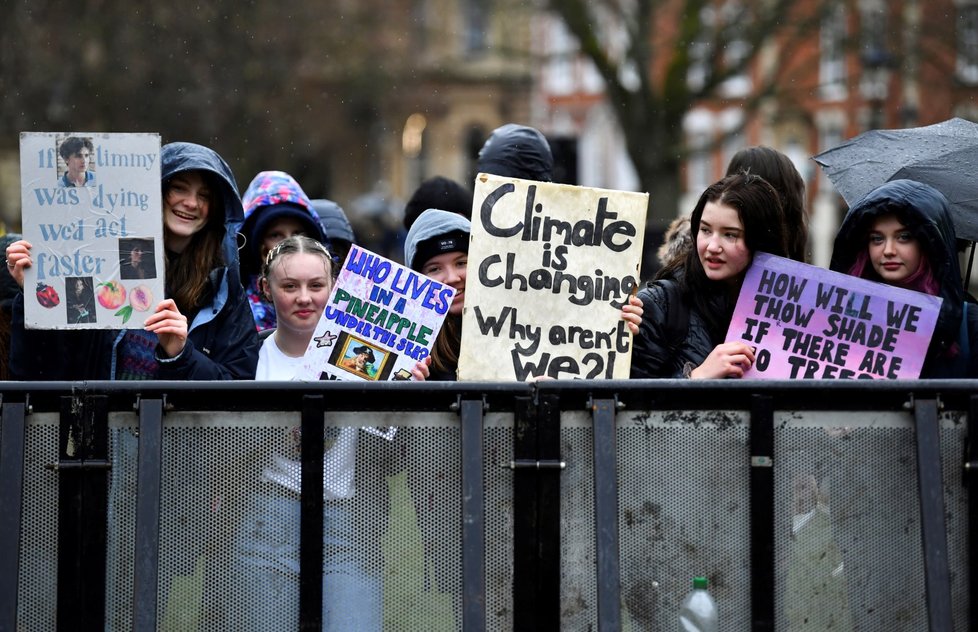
[232, 235, 427, 630]
[6, 141, 258, 380]
[830, 179, 978, 378]
[631, 173, 790, 379]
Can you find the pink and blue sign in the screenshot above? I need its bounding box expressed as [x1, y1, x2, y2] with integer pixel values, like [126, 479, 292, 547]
[725, 253, 942, 380]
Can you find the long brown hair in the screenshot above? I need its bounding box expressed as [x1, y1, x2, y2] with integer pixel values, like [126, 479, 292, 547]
[164, 171, 227, 312]
[431, 313, 462, 377]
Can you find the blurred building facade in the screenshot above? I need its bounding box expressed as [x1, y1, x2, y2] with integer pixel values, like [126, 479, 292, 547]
[530, 0, 978, 268]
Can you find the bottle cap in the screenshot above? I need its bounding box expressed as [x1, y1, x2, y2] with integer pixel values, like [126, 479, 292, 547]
[693, 576, 708, 590]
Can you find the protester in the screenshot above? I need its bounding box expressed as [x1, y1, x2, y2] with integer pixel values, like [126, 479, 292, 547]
[830, 178, 978, 377]
[405, 208, 643, 380]
[311, 198, 356, 269]
[6, 141, 258, 380]
[232, 235, 427, 630]
[657, 146, 808, 271]
[476, 123, 554, 182]
[726, 146, 809, 262]
[58, 136, 96, 187]
[402, 176, 472, 230]
[240, 171, 329, 331]
[630, 173, 790, 379]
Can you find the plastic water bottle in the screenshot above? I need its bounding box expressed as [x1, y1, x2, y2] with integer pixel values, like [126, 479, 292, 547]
[679, 576, 718, 632]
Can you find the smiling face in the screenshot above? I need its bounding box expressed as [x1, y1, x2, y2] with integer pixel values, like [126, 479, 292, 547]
[868, 214, 922, 284]
[163, 171, 212, 253]
[696, 201, 751, 285]
[263, 252, 332, 336]
[421, 251, 467, 316]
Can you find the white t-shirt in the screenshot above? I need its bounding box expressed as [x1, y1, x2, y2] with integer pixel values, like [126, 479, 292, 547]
[256, 333, 356, 499]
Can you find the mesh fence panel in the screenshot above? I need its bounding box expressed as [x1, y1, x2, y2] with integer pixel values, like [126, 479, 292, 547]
[616, 409, 753, 631]
[16, 414, 59, 632]
[9, 403, 972, 631]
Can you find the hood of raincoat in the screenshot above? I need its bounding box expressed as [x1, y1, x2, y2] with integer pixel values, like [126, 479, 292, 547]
[311, 198, 356, 245]
[160, 142, 244, 283]
[830, 178, 964, 353]
[404, 209, 472, 271]
[239, 171, 327, 275]
[476, 124, 554, 182]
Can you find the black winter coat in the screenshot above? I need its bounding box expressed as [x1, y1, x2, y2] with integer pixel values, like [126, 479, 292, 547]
[630, 275, 731, 379]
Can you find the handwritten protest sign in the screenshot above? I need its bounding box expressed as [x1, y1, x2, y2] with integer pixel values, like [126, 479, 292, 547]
[20, 132, 163, 329]
[298, 244, 454, 382]
[458, 174, 648, 380]
[726, 252, 942, 379]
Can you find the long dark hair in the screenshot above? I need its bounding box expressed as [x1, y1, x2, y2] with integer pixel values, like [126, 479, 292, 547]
[657, 173, 789, 334]
[164, 171, 227, 312]
[431, 314, 462, 377]
[726, 146, 808, 262]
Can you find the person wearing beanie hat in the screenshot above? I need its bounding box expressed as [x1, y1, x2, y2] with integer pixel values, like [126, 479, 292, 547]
[403, 176, 473, 230]
[240, 171, 329, 330]
[311, 198, 357, 268]
[476, 123, 554, 182]
[404, 209, 471, 380]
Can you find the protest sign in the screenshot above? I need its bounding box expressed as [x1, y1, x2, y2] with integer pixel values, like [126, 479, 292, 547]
[19, 132, 163, 329]
[298, 244, 454, 382]
[458, 173, 648, 380]
[726, 252, 942, 379]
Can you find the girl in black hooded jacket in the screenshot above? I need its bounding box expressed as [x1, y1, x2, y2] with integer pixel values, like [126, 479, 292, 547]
[630, 173, 791, 379]
[829, 178, 978, 378]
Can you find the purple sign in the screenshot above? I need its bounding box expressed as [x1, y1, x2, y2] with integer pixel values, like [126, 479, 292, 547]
[725, 253, 942, 380]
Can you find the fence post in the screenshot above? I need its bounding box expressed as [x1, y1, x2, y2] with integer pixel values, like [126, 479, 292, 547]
[592, 398, 621, 632]
[299, 394, 325, 632]
[913, 397, 953, 631]
[749, 394, 774, 632]
[460, 397, 486, 632]
[132, 397, 164, 632]
[0, 401, 27, 632]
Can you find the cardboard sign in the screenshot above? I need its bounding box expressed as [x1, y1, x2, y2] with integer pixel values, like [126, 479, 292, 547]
[726, 252, 942, 379]
[458, 174, 648, 380]
[298, 244, 454, 383]
[19, 132, 164, 329]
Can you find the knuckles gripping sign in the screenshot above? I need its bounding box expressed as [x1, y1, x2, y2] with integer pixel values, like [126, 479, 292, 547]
[726, 253, 942, 380]
[458, 173, 648, 381]
[19, 132, 164, 329]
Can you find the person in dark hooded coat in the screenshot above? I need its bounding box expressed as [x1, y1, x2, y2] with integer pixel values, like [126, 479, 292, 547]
[630, 173, 790, 379]
[6, 142, 258, 380]
[476, 123, 554, 182]
[830, 178, 978, 378]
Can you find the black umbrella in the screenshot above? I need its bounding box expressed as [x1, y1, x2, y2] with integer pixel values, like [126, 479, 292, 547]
[814, 117, 978, 285]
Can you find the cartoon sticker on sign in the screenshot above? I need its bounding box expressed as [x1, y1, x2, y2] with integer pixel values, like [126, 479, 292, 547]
[19, 132, 164, 329]
[725, 253, 942, 379]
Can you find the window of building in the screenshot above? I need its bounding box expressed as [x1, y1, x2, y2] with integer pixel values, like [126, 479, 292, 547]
[462, 0, 490, 56]
[958, 3, 978, 84]
[819, 3, 847, 100]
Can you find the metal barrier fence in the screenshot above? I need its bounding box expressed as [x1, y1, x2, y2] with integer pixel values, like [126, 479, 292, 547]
[0, 380, 974, 631]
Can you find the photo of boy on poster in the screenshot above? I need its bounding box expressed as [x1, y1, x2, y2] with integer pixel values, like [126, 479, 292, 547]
[57, 136, 97, 188]
[66, 276, 96, 324]
[119, 237, 156, 280]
